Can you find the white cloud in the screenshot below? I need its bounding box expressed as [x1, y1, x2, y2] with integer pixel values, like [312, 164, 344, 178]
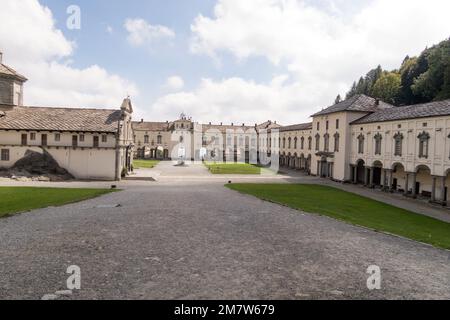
[149, 75, 331, 125]
[0, 0, 138, 109]
[125, 18, 175, 47]
[106, 25, 114, 34]
[187, 0, 450, 122]
[166, 76, 185, 91]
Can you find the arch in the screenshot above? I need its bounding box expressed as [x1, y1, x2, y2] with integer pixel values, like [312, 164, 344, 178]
[391, 162, 405, 171]
[414, 165, 432, 198]
[372, 160, 383, 168]
[415, 164, 431, 173]
[355, 159, 366, 184]
[372, 160, 383, 186]
[391, 162, 406, 192]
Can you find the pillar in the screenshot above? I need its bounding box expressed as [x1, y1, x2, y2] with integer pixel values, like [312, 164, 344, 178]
[411, 172, 417, 199]
[388, 169, 393, 192]
[364, 167, 369, 186]
[441, 176, 447, 206]
[431, 176, 437, 202]
[369, 167, 374, 188]
[404, 173, 409, 196]
[382, 169, 387, 190]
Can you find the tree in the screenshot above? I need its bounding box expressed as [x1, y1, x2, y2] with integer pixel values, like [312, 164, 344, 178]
[371, 72, 402, 104]
[412, 39, 450, 101]
[342, 38, 450, 106]
[346, 81, 357, 99]
[335, 94, 342, 104]
[365, 65, 383, 95]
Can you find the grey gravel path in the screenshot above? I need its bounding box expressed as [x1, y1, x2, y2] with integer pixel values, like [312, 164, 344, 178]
[1, 179, 450, 300]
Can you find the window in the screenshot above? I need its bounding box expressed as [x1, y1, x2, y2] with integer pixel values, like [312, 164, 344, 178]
[334, 133, 340, 152]
[336, 119, 339, 130]
[283, 138, 286, 148]
[324, 133, 330, 152]
[374, 133, 382, 155]
[72, 135, 78, 147]
[93, 136, 99, 148]
[144, 135, 149, 144]
[21, 134, 27, 146]
[79, 134, 85, 142]
[326, 121, 329, 130]
[55, 133, 61, 142]
[393, 132, 403, 156]
[41, 134, 47, 146]
[157, 135, 162, 144]
[357, 134, 365, 154]
[315, 134, 320, 151]
[1, 149, 9, 161]
[102, 135, 107, 143]
[30, 132, 36, 140]
[288, 137, 292, 149]
[308, 137, 312, 150]
[317, 122, 320, 131]
[418, 131, 430, 159]
[301, 137, 305, 149]
[294, 137, 298, 149]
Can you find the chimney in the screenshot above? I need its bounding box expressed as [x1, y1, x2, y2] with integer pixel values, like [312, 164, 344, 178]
[209, 122, 211, 125]
[242, 123, 245, 126]
[231, 123, 234, 126]
[0, 52, 2, 64]
[274, 121, 277, 124]
[220, 122, 222, 126]
[375, 98, 380, 106]
[141, 119, 144, 123]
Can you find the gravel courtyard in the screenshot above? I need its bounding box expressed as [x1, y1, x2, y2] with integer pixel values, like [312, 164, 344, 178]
[1, 162, 450, 300]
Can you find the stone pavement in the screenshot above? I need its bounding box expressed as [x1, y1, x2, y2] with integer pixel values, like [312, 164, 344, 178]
[1, 161, 450, 299]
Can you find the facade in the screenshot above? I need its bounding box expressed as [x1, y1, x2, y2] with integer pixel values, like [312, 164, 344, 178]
[0, 54, 134, 181]
[132, 117, 281, 163]
[278, 94, 450, 206]
[279, 123, 313, 173]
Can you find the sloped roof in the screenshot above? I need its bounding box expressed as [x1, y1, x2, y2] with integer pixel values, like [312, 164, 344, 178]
[132, 121, 170, 131]
[0, 63, 28, 82]
[201, 123, 255, 133]
[279, 122, 313, 132]
[0, 106, 121, 133]
[352, 99, 450, 124]
[312, 94, 393, 117]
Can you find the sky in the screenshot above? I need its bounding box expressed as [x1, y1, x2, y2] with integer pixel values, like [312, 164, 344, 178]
[1, 0, 449, 125]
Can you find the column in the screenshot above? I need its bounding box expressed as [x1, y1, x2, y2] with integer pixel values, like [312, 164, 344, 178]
[431, 176, 437, 202]
[382, 169, 387, 190]
[441, 176, 447, 206]
[404, 173, 409, 196]
[364, 167, 369, 186]
[388, 169, 393, 192]
[411, 173, 417, 199]
[369, 167, 374, 188]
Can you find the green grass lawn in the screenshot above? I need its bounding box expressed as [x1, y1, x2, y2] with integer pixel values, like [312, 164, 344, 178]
[0, 187, 117, 218]
[133, 159, 160, 169]
[205, 162, 261, 174]
[226, 183, 450, 250]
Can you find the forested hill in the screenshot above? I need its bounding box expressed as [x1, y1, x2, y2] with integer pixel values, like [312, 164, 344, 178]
[340, 38, 450, 106]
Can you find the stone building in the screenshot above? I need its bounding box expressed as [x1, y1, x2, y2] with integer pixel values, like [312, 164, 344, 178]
[132, 117, 281, 163]
[0, 53, 134, 181]
[278, 94, 450, 205]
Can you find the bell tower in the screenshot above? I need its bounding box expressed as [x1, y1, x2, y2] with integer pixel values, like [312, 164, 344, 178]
[0, 52, 28, 107]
